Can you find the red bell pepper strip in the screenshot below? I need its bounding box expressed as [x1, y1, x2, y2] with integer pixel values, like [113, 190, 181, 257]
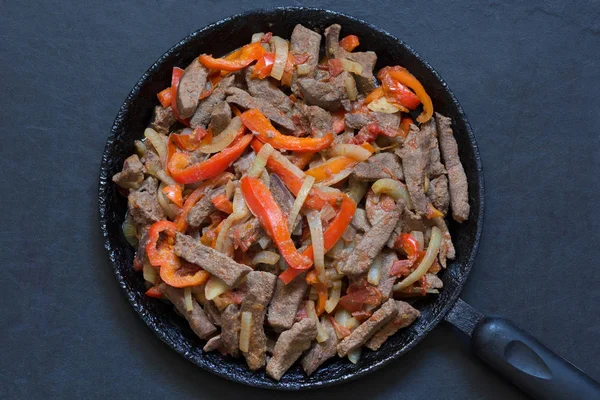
[157, 87, 172, 108]
[168, 134, 252, 184]
[364, 86, 384, 105]
[211, 194, 233, 214]
[378, 67, 421, 110]
[250, 139, 343, 210]
[198, 42, 266, 72]
[327, 59, 344, 77]
[386, 66, 433, 123]
[241, 109, 334, 152]
[400, 116, 414, 138]
[338, 279, 382, 313]
[145, 220, 210, 287]
[241, 176, 312, 270]
[251, 52, 275, 79]
[169, 67, 190, 125]
[145, 286, 163, 298]
[393, 233, 420, 261]
[162, 185, 183, 207]
[279, 194, 356, 284]
[289, 151, 315, 169]
[339, 35, 360, 52]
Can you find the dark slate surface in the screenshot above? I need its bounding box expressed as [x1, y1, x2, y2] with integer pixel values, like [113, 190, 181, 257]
[1, 0, 598, 398]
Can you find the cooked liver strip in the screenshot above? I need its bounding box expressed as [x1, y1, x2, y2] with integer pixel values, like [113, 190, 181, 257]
[203, 335, 222, 352]
[174, 232, 252, 286]
[339, 204, 401, 276]
[353, 152, 404, 181]
[113, 154, 145, 189]
[427, 175, 450, 216]
[306, 105, 333, 137]
[378, 251, 398, 301]
[230, 217, 263, 251]
[267, 275, 308, 330]
[240, 271, 277, 370]
[301, 317, 339, 376]
[351, 207, 371, 233]
[208, 101, 232, 134]
[398, 124, 429, 216]
[290, 24, 321, 78]
[364, 301, 419, 351]
[421, 118, 447, 177]
[128, 177, 166, 226]
[221, 304, 241, 357]
[150, 105, 176, 134]
[435, 112, 470, 222]
[158, 283, 217, 339]
[190, 75, 235, 129]
[296, 71, 350, 112]
[226, 87, 296, 131]
[337, 299, 399, 357]
[176, 58, 209, 119]
[266, 318, 317, 381]
[245, 67, 293, 114]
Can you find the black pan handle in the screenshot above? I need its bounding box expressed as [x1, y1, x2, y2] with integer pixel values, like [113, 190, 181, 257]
[445, 298, 600, 400]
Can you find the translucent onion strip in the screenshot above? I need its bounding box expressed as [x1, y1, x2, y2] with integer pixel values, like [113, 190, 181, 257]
[157, 182, 179, 220]
[306, 210, 325, 278]
[251, 32, 264, 43]
[239, 311, 253, 353]
[329, 144, 372, 161]
[251, 251, 280, 265]
[288, 176, 315, 231]
[340, 59, 363, 75]
[184, 287, 194, 312]
[394, 226, 442, 291]
[143, 263, 157, 284]
[411, 230, 425, 251]
[372, 178, 413, 209]
[270, 37, 289, 81]
[205, 276, 230, 300]
[296, 63, 311, 76]
[197, 116, 242, 154]
[367, 253, 382, 286]
[272, 151, 305, 179]
[347, 177, 368, 204]
[324, 281, 342, 313]
[344, 74, 358, 101]
[367, 96, 401, 114]
[122, 213, 138, 247]
[348, 347, 362, 364]
[144, 128, 168, 167]
[247, 143, 273, 178]
[215, 188, 249, 252]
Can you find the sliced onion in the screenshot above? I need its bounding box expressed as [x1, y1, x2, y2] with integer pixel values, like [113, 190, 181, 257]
[296, 63, 311, 76]
[306, 210, 325, 278]
[327, 239, 345, 259]
[273, 151, 306, 179]
[367, 96, 401, 114]
[205, 276, 231, 300]
[325, 268, 343, 282]
[257, 234, 272, 249]
[122, 212, 138, 247]
[225, 180, 235, 200]
[334, 309, 351, 339]
[325, 281, 342, 313]
[252, 251, 280, 265]
[216, 188, 249, 252]
[348, 348, 362, 364]
[239, 311, 253, 353]
[288, 176, 315, 231]
[372, 178, 413, 209]
[142, 263, 157, 284]
[259, 168, 270, 187]
[184, 287, 194, 312]
[394, 226, 442, 291]
[345, 317, 360, 331]
[191, 284, 207, 305]
[316, 168, 353, 187]
[306, 301, 328, 343]
[135, 140, 148, 157]
[329, 144, 372, 161]
[247, 143, 273, 178]
[424, 176, 430, 193]
[144, 128, 168, 167]
[156, 169, 178, 186]
[197, 116, 242, 154]
[270, 36, 289, 81]
[411, 231, 425, 251]
[340, 59, 363, 75]
[251, 32, 264, 43]
[347, 177, 368, 204]
[157, 182, 180, 220]
[367, 253, 382, 286]
[344, 74, 358, 101]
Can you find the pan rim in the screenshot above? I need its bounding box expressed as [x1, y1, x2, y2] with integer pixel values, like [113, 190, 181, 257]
[98, 6, 485, 390]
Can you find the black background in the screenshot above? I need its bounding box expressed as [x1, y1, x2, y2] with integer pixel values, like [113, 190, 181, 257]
[2, 0, 599, 399]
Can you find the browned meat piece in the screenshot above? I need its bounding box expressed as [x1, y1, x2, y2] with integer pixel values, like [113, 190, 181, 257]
[128, 177, 165, 226]
[208, 101, 232, 134]
[266, 318, 317, 381]
[435, 113, 470, 222]
[296, 71, 350, 112]
[245, 68, 293, 114]
[176, 58, 209, 119]
[290, 24, 321, 78]
[337, 299, 399, 357]
[307, 105, 333, 137]
[141, 151, 161, 174]
[186, 191, 215, 228]
[344, 111, 400, 133]
[203, 335, 222, 352]
[339, 204, 401, 276]
[364, 301, 419, 351]
[427, 175, 450, 215]
[190, 75, 235, 128]
[150, 105, 176, 134]
[421, 118, 446, 177]
[233, 151, 256, 177]
[203, 301, 222, 326]
[226, 87, 296, 131]
[430, 217, 456, 267]
[398, 124, 429, 216]
[221, 304, 241, 357]
[378, 251, 398, 301]
[365, 191, 397, 225]
[346, 51, 378, 94]
[270, 174, 295, 217]
[113, 154, 145, 189]
[353, 152, 404, 181]
[158, 283, 217, 339]
[231, 217, 263, 251]
[425, 273, 444, 289]
[301, 317, 339, 376]
[174, 232, 252, 286]
[267, 274, 308, 330]
[241, 271, 277, 370]
[351, 208, 371, 233]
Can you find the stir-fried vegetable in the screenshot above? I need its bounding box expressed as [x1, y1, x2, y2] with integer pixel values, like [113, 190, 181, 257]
[251, 251, 280, 265]
[198, 42, 266, 71]
[394, 226, 442, 291]
[205, 276, 230, 300]
[372, 178, 413, 209]
[306, 210, 325, 279]
[386, 66, 433, 123]
[288, 175, 315, 231]
[339, 34, 360, 52]
[239, 311, 253, 352]
[270, 36, 289, 80]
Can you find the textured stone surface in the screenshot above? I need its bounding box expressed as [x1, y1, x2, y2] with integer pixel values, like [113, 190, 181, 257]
[1, 1, 599, 399]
